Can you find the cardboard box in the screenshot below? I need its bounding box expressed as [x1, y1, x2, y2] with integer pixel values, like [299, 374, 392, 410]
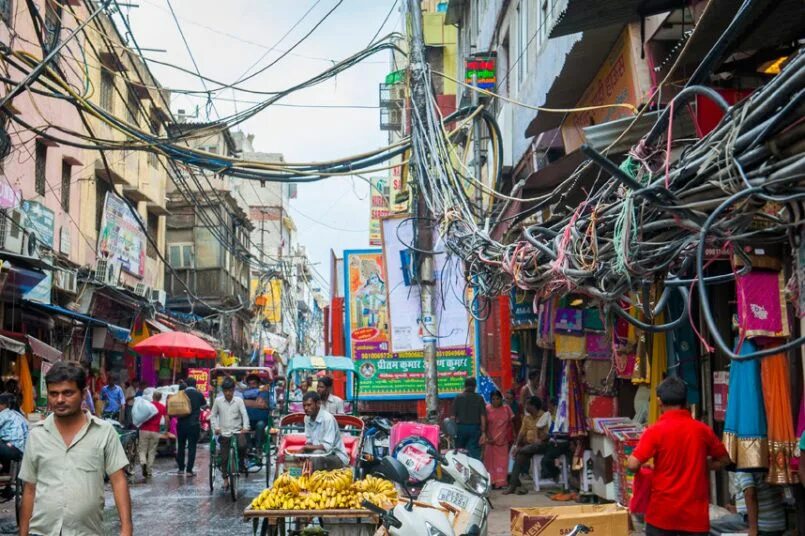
[511, 504, 629, 536]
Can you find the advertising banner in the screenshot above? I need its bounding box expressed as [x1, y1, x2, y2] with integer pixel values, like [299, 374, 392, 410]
[98, 193, 147, 277]
[369, 177, 391, 246]
[344, 248, 475, 400]
[0, 184, 21, 209]
[21, 200, 55, 249]
[187, 368, 211, 396]
[381, 216, 471, 352]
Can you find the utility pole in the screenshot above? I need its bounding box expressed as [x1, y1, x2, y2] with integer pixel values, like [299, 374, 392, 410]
[471, 72, 483, 213]
[408, 0, 439, 423]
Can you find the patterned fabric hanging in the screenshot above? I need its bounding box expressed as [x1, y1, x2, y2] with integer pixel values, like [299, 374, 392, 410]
[723, 340, 769, 470]
[760, 352, 799, 484]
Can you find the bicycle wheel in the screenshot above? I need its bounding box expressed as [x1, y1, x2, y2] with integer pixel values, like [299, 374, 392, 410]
[209, 440, 216, 493]
[264, 437, 271, 487]
[229, 445, 239, 501]
[14, 477, 20, 526]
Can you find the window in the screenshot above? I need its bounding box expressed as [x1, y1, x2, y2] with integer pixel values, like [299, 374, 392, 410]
[60, 160, 71, 211]
[168, 243, 194, 269]
[126, 85, 139, 124]
[100, 70, 114, 111]
[0, 0, 12, 26]
[517, 0, 529, 88]
[95, 176, 111, 233]
[146, 212, 159, 259]
[43, 0, 62, 53]
[34, 141, 47, 196]
[538, 0, 552, 48]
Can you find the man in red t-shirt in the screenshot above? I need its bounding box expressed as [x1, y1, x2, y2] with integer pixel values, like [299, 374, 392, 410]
[627, 377, 731, 536]
[139, 391, 167, 479]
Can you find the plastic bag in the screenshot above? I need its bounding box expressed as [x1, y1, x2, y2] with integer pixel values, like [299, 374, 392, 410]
[132, 396, 158, 427]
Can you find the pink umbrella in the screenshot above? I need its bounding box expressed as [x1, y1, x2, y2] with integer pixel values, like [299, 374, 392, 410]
[133, 331, 217, 359]
[133, 331, 217, 382]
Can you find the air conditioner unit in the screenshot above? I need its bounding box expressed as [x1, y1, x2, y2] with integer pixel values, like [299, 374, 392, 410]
[149, 288, 167, 306]
[134, 283, 151, 298]
[95, 258, 121, 287]
[0, 209, 24, 254]
[54, 269, 78, 294]
[23, 232, 41, 260]
[389, 84, 405, 103]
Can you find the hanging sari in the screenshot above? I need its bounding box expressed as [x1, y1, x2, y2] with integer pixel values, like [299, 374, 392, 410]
[647, 325, 668, 426]
[483, 403, 514, 488]
[760, 352, 799, 484]
[723, 340, 769, 470]
[554, 361, 587, 437]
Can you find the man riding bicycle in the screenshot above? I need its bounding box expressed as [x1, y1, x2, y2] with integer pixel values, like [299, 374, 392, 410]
[211, 377, 250, 490]
[242, 374, 270, 455]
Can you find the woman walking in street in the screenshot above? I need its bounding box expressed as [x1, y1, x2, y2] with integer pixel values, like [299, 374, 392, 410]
[483, 390, 515, 489]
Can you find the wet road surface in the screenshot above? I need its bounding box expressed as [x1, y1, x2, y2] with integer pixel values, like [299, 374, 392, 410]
[0, 443, 541, 535]
[0, 443, 268, 535]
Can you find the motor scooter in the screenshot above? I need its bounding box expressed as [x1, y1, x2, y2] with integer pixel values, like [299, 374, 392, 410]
[418, 449, 491, 536]
[360, 416, 392, 477]
[366, 456, 480, 536]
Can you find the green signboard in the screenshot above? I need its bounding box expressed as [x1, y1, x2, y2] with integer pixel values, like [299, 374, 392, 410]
[355, 347, 474, 398]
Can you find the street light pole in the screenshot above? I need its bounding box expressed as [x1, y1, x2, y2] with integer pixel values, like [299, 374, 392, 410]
[408, 0, 439, 423]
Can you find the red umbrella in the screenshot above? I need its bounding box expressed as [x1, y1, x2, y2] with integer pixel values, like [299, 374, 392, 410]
[133, 331, 217, 359]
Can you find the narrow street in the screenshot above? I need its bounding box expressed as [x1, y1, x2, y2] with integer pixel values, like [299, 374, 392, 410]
[0, 445, 551, 535]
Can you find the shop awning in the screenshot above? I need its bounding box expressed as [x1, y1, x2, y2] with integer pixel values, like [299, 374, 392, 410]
[26, 336, 62, 363]
[145, 318, 174, 334]
[549, 0, 678, 38]
[25, 302, 132, 343]
[0, 334, 25, 355]
[191, 329, 220, 346]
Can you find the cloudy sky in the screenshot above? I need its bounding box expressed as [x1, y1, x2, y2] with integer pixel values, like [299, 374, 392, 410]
[126, 0, 400, 290]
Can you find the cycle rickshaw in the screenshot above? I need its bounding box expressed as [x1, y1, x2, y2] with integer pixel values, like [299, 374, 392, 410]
[208, 366, 276, 499]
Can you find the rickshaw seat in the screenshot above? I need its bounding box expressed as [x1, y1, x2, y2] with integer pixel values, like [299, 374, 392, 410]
[277, 433, 361, 464]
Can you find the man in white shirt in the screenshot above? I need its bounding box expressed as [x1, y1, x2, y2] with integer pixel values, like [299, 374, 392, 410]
[210, 378, 250, 490]
[316, 376, 345, 415]
[302, 392, 348, 471]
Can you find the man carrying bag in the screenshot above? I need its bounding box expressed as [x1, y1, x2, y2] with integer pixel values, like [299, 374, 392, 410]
[171, 379, 205, 476]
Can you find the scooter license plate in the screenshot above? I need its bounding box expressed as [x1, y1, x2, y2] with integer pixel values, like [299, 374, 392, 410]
[437, 488, 469, 509]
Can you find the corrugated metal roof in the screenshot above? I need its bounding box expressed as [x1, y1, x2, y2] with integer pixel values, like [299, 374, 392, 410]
[521, 149, 587, 196]
[549, 0, 680, 38]
[581, 110, 696, 154]
[524, 23, 624, 138]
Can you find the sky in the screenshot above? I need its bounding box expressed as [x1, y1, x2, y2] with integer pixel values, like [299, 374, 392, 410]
[126, 0, 401, 290]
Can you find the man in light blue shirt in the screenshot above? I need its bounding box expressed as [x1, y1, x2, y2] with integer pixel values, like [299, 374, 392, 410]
[100, 375, 126, 421]
[302, 392, 348, 471]
[0, 392, 28, 499]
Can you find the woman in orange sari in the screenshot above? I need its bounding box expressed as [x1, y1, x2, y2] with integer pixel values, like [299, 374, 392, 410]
[483, 390, 515, 489]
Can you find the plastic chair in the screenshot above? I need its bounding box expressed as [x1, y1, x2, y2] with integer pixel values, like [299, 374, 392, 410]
[530, 454, 569, 492]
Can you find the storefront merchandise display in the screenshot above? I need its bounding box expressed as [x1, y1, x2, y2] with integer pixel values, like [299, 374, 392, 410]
[760, 352, 799, 484]
[724, 340, 769, 470]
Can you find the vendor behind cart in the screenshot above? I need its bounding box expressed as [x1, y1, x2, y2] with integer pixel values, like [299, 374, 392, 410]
[301, 392, 348, 471]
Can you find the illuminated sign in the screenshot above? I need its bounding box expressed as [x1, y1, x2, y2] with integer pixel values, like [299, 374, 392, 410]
[464, 55, 496, 91]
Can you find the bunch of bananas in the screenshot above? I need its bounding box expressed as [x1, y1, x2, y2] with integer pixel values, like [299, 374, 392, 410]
[351, 475, 397, 500]
[250, 470, 398, 511]
[309, 468, 353, 492]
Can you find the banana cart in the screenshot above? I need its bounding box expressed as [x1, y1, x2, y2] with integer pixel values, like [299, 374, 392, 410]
[243, 507, 380, 536]
[274, 413, 365, 480]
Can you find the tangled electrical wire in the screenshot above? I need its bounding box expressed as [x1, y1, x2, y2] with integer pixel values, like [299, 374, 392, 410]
[426, 48, 805, 361]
